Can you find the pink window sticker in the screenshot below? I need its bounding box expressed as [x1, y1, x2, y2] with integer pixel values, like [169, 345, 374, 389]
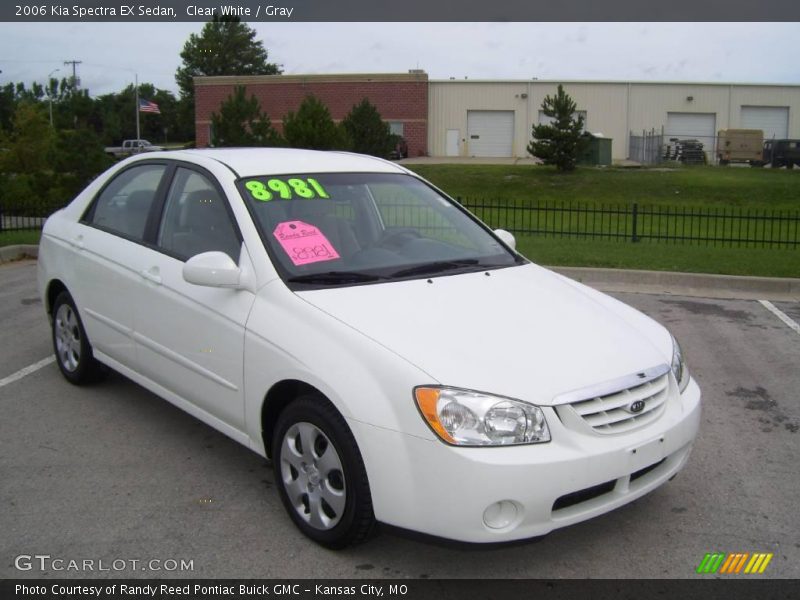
[273, 220, 341, 266]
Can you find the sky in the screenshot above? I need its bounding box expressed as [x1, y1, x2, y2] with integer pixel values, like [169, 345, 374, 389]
[0, 22, 798, 97]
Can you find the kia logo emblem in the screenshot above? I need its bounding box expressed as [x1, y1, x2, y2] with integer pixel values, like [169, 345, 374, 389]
[629, 400, 646, 413]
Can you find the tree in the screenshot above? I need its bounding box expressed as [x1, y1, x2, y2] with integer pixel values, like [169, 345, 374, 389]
[527, 85, 588, 172]
[0, 103, 55, 174]
[210, 85, 282, 147]
[53, 128, 112, 189]
[175, 16, 281, 144]
[341, 98, 394, 158]
[283, 95, 350, 151]
[175, 15, 281, 130]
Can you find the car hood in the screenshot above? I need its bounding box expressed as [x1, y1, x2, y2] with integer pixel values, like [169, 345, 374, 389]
[296, 263, 671, 406]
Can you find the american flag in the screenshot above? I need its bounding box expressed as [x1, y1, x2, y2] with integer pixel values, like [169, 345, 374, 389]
[139, 99, 161, 114]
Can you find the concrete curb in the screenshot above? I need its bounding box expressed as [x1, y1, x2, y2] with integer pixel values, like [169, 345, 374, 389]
[552, 266, 800, 301]
[0, 244, 38, 263]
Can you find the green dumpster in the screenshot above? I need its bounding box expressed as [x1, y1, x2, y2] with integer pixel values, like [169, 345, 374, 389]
[579, 133, 612, 166]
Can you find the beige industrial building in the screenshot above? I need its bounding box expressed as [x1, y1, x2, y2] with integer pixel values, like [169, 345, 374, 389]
[427, 80, 800, 162]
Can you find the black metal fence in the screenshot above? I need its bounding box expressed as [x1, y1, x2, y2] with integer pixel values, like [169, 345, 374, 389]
[459, 199, 800, 249]
[3, 198, 799, 250]
[0, 199, 58, 233]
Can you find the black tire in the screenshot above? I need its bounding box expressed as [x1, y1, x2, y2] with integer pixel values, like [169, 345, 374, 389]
[272, 394, 375, 548]
[51, 291, 107, 385]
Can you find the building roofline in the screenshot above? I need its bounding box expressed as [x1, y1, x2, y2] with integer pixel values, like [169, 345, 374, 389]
[429, 78, 800, 88]
[195, 72, 429, 86]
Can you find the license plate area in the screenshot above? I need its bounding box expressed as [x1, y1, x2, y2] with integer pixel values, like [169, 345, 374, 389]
[627, 436, 666, 473]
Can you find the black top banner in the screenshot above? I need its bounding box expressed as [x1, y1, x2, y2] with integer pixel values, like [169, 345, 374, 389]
[3, 0, 800, 22]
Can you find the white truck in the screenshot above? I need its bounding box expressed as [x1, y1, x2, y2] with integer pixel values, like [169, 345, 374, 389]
[104, 139, 164, 159]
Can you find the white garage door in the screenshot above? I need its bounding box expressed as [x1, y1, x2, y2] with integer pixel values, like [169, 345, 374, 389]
[666, 112, 717, 156]
[741, 106, 789, 141]
[467, 111, 514, 157]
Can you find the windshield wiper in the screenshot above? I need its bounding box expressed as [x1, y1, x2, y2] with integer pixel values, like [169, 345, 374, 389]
[389, 259, 482, 279]
[287, 271, 386, 285]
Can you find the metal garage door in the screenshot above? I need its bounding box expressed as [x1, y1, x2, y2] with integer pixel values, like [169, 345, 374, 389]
[666, 112, 717, 157]
[741, 106, 789, 141]
[467, 111, 514, 157]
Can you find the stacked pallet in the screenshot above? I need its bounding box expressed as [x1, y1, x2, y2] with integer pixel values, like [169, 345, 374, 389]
[663, 138, 707, 165]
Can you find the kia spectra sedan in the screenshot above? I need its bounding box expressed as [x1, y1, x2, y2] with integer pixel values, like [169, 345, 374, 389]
[38, 148, 701, 548]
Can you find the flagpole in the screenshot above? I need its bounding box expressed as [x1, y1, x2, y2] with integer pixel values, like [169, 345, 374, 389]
[135, 72, 140, 140]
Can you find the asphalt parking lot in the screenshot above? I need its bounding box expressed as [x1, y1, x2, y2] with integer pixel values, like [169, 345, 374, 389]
[1, 259, 799, 579]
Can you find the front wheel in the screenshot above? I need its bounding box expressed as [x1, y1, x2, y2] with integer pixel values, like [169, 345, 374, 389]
[51, 291, 107, 384]
[272, 395, 375, 548]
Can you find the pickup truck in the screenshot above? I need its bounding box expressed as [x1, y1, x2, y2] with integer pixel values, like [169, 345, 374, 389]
[105, 139, 164, 158]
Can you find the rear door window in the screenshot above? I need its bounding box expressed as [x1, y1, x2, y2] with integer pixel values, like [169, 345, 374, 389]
[84, 164, 166, 242]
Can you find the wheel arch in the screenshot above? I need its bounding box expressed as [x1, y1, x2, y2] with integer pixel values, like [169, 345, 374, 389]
[261, 379, 330, 459]
[45, 279, 69, 317]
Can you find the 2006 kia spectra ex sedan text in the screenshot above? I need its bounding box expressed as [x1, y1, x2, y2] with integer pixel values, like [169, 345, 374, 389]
[38, 148, 701, 548]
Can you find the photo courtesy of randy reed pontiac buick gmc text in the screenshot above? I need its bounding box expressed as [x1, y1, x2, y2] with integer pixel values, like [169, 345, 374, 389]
[37, 148, 701, 548]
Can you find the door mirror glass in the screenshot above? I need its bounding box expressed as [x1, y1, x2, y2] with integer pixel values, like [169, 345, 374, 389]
[182, 251, 242, 288]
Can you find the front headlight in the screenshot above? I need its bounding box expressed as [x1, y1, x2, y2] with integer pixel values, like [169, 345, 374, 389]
[414, 387, 550, 446]
[671, 335, 690, 393]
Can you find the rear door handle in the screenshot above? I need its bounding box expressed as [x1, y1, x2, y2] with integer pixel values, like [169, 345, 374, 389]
[70, 235, 84, 250]
[140, 267, 161, 285]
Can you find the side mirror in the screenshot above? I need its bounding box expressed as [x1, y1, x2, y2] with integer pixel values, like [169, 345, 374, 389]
[183, 251, 242, 288]
[494, 228, 516, 251]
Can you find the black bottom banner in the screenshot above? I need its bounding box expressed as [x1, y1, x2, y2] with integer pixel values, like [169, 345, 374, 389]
[2, 579, 798, 600]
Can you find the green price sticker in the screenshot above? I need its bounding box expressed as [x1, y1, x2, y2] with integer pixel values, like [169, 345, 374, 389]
[246, 178, 330, 202]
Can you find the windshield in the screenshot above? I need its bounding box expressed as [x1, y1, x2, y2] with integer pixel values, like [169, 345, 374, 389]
[238, 172, 521, 287]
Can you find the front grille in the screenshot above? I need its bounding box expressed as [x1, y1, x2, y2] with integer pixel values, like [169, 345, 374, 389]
[630, 457, 667, 482]
[566, 372, 670, 434]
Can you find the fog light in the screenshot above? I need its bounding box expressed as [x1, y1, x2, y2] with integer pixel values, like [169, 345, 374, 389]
[483, 500, 519, 530]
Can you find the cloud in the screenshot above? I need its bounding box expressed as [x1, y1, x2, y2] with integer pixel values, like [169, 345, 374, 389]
[1, 22, 798, 97]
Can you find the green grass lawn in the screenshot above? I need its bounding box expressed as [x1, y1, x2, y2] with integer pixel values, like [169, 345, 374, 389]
[404, 164, 800, 278]
[516, 236, 800, 278]
[0, 230, 40, 247]
[407, 164, 800, 210]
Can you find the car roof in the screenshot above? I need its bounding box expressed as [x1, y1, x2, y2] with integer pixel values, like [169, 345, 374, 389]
[158, 148, 408, 178]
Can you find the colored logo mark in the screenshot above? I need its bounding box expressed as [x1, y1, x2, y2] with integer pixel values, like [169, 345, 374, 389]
[696, 552, 773, 574]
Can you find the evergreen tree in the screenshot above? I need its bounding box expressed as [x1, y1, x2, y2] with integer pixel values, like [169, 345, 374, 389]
[210, 85, 282, 147]
[175, 15, 281, 140]
[283, 95, 350, 151]
[341, 98, 394, 158]
[527, 85, 587, 172]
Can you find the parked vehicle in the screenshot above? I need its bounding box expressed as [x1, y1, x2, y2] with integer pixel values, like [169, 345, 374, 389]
[762, 139, 800, 168]
[37, 148, 701, 548]
[717, 129, 763, 166]
[104, 139, 164, 159]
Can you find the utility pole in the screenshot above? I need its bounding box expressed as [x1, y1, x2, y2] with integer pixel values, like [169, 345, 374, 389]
[63, 60, 82, 89]
[47, 68, 60, 127]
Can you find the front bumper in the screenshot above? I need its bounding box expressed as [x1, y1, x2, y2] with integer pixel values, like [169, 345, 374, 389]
[350, 376, 701, 543]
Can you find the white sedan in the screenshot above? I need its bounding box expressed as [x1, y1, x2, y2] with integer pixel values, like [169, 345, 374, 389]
[37, 148, 701, 548]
